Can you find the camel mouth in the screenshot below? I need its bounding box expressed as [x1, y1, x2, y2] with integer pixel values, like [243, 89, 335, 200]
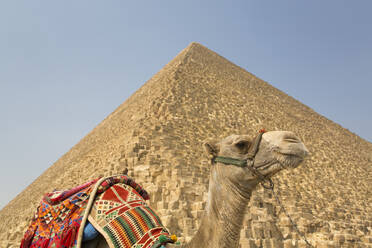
[255, 163, 284, 178]
[254, 160, 277, 171]
[278, 152, 306, 159]
[274, 151, 305, 169]
[253, 148, 307, 174]
[277, 146, 309, 158]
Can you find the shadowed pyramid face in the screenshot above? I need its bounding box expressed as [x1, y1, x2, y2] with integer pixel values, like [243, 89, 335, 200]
[204, 131, 309, 183]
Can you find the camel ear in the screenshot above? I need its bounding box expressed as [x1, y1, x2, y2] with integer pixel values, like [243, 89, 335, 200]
[204, 140, 220, 156]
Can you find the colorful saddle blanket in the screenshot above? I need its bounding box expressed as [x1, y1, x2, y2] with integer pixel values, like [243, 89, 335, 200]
[21, 175, 176, 248]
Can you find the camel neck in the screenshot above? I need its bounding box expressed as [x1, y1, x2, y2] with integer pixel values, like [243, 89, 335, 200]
[184, 167, 256, 248]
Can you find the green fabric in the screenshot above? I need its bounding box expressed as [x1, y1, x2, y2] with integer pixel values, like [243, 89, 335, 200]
[213, 156, 247, 167]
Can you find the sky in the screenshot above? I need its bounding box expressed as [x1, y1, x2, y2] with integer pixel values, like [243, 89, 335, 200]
[0, 1, 371, 210]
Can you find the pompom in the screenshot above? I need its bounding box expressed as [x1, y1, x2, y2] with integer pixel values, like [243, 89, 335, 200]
[171, 234, 178, 242]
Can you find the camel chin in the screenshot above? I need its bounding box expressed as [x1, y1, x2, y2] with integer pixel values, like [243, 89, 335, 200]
[276, 152, 306, 168]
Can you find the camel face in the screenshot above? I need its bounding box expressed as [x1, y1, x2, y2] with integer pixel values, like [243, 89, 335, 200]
[204, 131, 308, 184]
[254, 131, 309, 177]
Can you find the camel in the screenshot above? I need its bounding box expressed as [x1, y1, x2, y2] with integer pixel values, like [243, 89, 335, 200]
[83, 130, 309, 248]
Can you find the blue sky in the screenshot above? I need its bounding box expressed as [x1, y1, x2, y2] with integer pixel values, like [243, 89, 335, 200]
[0, 1, 371, 209]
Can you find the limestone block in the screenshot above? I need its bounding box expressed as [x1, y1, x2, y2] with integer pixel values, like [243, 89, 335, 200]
[190, 210, 203, 219]
[251, 223, 264, 239]
[283, 239, 295, 248]
[161, 215, 179, 231]
[241, 226, 253, 239]
[180, 218, 194, 230]
[334, 233, 345, 245]
[361, 236, 372, 243]
[313, 240, 335, 248]
[297, 240, 310, 248]
[262, 239, 273, 248]
[239, 239, 258, 248]
[168, 200, 180, 210]
[157, 201, 168, 210]
[344, 233, 360, 243]
[263, 226, 273, 238]
[191, 201, 204, 211]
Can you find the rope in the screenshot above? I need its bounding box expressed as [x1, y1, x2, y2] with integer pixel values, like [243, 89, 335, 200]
[269, 184, 314, 247]
[76, 175, 120, 248]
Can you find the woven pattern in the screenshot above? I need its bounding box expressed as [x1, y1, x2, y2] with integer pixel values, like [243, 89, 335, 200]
[21, 181, 95, 248]
[20, 175, 150, 248]
[89, 183, 172, 248]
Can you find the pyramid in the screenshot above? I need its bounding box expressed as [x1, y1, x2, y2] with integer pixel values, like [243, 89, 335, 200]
[1, 42, 371, 247]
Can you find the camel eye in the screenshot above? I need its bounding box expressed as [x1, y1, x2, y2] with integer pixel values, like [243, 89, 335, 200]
[235, 141, 249, 149]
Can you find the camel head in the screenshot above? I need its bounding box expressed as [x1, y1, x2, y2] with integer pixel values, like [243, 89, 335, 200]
[204, 131, 309, 189]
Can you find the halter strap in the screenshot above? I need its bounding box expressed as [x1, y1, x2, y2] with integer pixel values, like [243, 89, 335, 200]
[246, 131, 265, 159]
[213, 130, 265, 167]
[213, 156, 247, 167]
[212, 129, 274, 189]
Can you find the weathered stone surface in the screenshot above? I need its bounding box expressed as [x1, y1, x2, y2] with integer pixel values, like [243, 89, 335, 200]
[0, 42, 371, 247]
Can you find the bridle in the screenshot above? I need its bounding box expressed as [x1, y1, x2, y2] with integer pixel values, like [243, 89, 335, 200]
[212, 130, 274, 189]
[211, 130, 314, 247]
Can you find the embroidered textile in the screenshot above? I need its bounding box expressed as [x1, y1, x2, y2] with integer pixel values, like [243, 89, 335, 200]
[89, 183, 174, 248]
[20, 175, 150, 248]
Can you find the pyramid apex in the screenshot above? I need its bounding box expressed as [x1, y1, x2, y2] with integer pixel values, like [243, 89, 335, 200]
[186, 42, 204, 48]
[182, 42, 209, 54]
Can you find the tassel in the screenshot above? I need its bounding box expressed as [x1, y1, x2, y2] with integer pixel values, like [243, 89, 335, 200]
[61, 223, 79, 248]
[61, 227, 73, 247]
[27, 237, 42, 248]
[41, 238, 50, 248]
[170, 234, 178, 242]
[20, 230, 34, 248]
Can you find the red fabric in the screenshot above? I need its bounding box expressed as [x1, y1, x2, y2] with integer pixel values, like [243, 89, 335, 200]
[20, 230, 34, 248]
[61, 224, 79, 248]
[41, 238, 50, 248]
[20, 175, 150, 248]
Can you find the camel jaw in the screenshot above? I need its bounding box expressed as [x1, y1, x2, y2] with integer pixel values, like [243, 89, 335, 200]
[274, 151, 307, 169]
[253, 150, 307, 178]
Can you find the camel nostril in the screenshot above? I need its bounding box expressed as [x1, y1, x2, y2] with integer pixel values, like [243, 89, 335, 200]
[284, 138, 300, 143]
[282, 134, 301, 143]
